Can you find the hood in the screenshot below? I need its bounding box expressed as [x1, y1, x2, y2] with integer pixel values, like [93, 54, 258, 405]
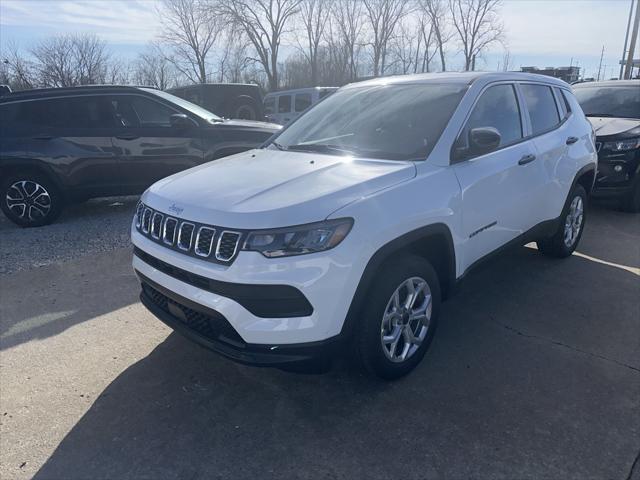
[588, 117, 640, 137]
[219, 118, 282, 131]
[143, 149, 416, 229]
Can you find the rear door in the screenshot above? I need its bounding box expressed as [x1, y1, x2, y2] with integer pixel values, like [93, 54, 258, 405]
[519, 83, 572, 221]
[453, 83, 543, 270]
[110, 94, 204, 193]
[3, 96, 120, 197]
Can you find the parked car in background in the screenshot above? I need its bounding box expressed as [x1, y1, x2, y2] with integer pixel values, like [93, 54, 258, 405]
[572, 80, 640, 212]
[0, 85, 280, 227]
[264, 87, 338, 125]
[132, 72, 596, 379]
[168, 83, 265, 121]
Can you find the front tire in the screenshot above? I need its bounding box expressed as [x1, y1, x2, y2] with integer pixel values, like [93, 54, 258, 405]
[537, 184, 587, 258]
[620, 180, 640, 213]
[356, 255, 441, 380]
[0, 172, 63, 227]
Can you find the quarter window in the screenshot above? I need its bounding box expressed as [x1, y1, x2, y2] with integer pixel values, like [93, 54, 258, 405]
[521, 84, 560, 135]
[278, 95, 291, 113]
[459, 84, 523, 151]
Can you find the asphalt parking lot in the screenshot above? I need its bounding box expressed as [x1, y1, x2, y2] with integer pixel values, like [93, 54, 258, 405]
[0, 198, 638, 480]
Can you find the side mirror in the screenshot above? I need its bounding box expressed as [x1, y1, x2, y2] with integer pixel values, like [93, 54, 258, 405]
[170, 113, 197, 128]
[468, 127, 501, 156]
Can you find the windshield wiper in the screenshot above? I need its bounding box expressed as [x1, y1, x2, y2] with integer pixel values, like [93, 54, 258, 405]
[286, 143, 357, 156]
[585, 113, 615, 117]
[272, 141, 288, 151]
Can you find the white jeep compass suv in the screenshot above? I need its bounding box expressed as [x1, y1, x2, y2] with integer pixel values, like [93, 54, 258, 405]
[132, 73, 597, 379]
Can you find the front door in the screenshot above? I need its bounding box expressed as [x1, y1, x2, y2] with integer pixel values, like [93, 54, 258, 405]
[110, 94, 204, 193]
[452, 83, 544, 271]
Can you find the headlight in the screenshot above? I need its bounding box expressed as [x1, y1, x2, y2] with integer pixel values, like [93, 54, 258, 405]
[602, 137, 640, 152]
[242, 218, 353, 258]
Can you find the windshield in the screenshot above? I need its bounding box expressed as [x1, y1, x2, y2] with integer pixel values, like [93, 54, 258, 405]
[270, 83, 467, 161]
[142, 88, 223, 123]
[573, 86, 640, 119]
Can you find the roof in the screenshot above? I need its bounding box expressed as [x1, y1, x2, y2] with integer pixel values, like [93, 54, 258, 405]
[264, 86, 339, 96]
[0, 85, 156, 102]
[572, 79, 640, 88]
[343, 71, 570, 89]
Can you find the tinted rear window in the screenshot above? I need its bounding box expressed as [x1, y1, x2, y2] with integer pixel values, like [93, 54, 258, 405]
[521, 84, 560, 135]
[278, 95, 291, 113]
[295, 93, 312, 112]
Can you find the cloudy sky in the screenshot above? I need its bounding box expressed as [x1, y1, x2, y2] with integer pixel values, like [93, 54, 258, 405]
[0, 0, 635, 79]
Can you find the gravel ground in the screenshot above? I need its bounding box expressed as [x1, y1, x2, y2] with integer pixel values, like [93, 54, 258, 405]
[0, 196, 138, 274]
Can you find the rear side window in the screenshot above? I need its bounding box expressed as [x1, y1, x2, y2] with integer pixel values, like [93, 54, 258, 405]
[264, 97, 275, 115]
[554, 88, 572, 120]
[278, 95, 291, 113]
[521, 84, 560, 135]
[460, 84, 523, 149]
[295, 93, 312, 112]
[1, 97, 116, 130]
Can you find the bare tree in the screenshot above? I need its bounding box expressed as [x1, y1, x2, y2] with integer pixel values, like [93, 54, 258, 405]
[133, 44, 177, 89]
[448, 0, 504, 71]
[363, 0, 410, 76]
[1, 41, 37, 90]
[218, 0, 302, 91]
[419, 0, 451, 71]
[296, 0, 332, 85]
[159, 0, 221, 84]
[216, 28, 252, 83]
[331, 0, 365, 81]
[389, 13, 439, 75]
[30, 34, 110, 87]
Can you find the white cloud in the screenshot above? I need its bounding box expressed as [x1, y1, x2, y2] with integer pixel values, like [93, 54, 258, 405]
[0, 0, 161, 44]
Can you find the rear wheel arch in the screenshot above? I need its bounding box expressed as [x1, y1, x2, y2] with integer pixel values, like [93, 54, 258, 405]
[341, 223, 456, 338]
[575, 164, 596, 195]
[0, 161, 66, 195]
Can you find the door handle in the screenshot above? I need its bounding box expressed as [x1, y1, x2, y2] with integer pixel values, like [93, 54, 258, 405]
[566, 136, 579, 145]
[33, 134, 53, 140]
[518, 154, 536, 166]
[116, 134, 139, 140]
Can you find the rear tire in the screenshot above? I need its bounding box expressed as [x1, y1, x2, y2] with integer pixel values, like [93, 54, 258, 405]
[0, 172, 63, 227]
[356, 255, 441, 380]
[537, 184, 587, 258]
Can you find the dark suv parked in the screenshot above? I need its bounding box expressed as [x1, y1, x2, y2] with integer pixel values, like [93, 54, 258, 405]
[168, 84, 264, 121]
[0, 85, 280, 226]
[573, 80, 640, 212]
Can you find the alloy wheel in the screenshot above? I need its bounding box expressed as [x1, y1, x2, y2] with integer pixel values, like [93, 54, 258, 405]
[380, 277, 433, 363]
[563, 195, 584, 248]
[6, 180, 52, 222]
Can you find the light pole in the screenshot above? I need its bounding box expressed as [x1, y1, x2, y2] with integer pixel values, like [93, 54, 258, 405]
[620, 0, 636, 79]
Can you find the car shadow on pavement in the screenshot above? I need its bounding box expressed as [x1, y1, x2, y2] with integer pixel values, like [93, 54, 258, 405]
[0, 248, 139, 351]
[32, 247, 640, 480]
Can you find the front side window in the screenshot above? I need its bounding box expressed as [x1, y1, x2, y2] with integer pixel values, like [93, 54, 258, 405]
[457, 84, 523, 151]
[271, 83, 467, 161]
[572, 85, 640, 119]
[111, 96, 176, 127]
[521, 84, 560, 135]
[278, 95, 292, 113]
[2, 97, 116, 130]
[295, 93, 312, 112]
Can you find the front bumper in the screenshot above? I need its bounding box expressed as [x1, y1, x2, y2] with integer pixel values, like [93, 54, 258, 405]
[131, 226, 364, 347]
[139, 273, 342, 366]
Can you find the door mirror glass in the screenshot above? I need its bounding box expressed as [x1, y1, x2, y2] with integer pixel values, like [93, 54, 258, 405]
[469, 127, 501, 155]
[170, 113, 196, 128]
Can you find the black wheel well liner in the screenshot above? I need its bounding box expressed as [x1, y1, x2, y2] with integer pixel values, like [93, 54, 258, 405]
[340, 223, 456, 338]
[0, 161, 64, 192]
[574, 163, 596, 195]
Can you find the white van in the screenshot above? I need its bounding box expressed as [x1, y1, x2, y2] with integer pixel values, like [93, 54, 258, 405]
[264, 87, 338, 125]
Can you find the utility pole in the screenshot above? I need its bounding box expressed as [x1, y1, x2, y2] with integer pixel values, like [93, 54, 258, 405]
[624, 0, 640, 79]
[620, 0, 635, 79]
[597, 45, 605, 81]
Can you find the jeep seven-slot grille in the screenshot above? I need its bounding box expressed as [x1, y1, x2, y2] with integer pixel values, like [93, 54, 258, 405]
[134, 202, 243, 265]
